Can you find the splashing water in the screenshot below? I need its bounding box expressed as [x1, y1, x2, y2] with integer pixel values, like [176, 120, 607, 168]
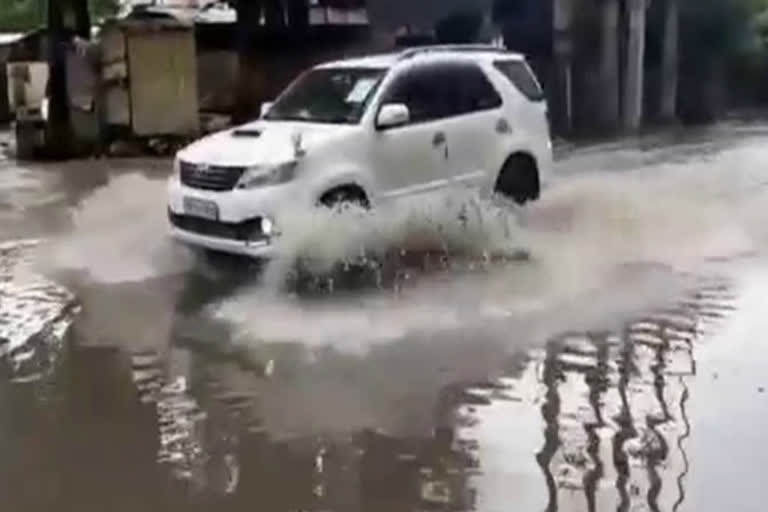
[17, 140, 768, 355]
[260, 189, 525, 293]
[214, 143, 768, 352]
[32, 173, 195, 284]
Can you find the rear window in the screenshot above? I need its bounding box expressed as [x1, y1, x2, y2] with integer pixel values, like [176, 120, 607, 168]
[382, 61, 502, 124]
[494, 60, 544, 102]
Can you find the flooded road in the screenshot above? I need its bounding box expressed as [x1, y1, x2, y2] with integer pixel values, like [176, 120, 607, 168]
[2, 122, 768, 511]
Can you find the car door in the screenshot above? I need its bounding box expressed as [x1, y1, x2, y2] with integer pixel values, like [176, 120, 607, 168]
[368, 63, 453, 201]
[440, 62, 505, 192]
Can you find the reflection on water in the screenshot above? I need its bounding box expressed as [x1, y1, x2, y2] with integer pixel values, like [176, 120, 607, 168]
[0, 258, 737, 511]
[501, 278, 731, 512]
[0, 240, 78, 385]
[156, 276, 734, 510]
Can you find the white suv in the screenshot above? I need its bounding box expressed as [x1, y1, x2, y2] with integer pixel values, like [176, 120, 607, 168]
[167, 45, 552, 257]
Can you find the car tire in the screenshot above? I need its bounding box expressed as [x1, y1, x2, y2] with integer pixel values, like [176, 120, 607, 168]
[319, 187, 370, 212]
[495, 154, 540, 205]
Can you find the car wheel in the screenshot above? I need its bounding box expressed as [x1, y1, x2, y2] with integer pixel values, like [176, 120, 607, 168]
[495, 154, 540, 205]
[319, 186, 370, 212]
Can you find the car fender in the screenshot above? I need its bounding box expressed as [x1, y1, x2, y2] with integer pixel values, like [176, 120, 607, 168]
[494, 140, 552, 190]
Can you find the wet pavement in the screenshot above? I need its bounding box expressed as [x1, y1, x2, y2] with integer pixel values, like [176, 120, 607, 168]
[2, 121, 768, 511]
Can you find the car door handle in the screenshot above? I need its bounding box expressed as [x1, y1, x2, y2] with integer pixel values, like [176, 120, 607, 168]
[432, 132, 446, 147]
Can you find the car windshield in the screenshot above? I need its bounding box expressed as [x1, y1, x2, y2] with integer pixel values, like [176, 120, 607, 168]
[264, 67, 386, 124]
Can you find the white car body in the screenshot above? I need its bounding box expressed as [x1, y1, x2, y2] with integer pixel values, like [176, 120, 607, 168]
[167, 45, 553, 257]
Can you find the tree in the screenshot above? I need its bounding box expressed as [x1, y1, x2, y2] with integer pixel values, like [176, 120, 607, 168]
[660, 0, 679, 120]
[676, 0, 756, 122]
[622, 0, 647, 131]
[46, 0, 91, 158]
[434, 10, 484, 44]
[89, 0, 119, 23]
[598, 0, 620, 128]
[492, 0, 552, 55]
[286, 0, 309, 33]
[0, 0, 46, 31]
[0, 0, 117, 32]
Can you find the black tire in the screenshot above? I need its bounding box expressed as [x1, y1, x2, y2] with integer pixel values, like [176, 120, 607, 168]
[319, 186, 370, 212]
[494, 154, 540, 205]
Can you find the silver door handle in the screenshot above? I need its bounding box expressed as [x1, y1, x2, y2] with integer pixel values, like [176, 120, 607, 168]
[433, 132, 446, 147]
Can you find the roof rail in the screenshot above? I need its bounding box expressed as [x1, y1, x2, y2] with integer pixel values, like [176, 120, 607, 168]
[398, 44, 509, 61]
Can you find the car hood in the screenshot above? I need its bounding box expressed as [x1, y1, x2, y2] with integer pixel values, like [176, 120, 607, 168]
[177, 120, 356, 167]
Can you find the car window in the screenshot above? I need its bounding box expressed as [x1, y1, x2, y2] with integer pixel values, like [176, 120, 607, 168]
[494, 60, 545, 102]
[382, 65, 450, 124]
[265, 67, 386, 124]
[381, 61, 502, 126]
[449, 62, 503, 114]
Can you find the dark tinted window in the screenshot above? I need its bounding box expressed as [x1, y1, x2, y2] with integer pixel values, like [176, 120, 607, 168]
[450, 62, 503, 114]
[382, 65, 451, 123]
[381, 62, 502, 125]
[494, 60, 544, 102]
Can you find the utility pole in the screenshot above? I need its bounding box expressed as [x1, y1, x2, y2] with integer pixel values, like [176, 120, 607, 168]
[622, 0, 648, 131]
[264, 0, 286, 28]
[553, 0, 574, 134]
[46, 0, 91, 158]
[286, 0, 309, 34]
[47, 0, 71, 158]
[234, 0, 263, 122]
[660, 0, 679, 121]
[599, 0, 620, 129]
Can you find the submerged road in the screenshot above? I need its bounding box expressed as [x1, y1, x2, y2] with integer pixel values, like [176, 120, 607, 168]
[1, 121, 768, 511]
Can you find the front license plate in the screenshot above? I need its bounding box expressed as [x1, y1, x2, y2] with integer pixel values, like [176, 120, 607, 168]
[183, 197, 219, 220]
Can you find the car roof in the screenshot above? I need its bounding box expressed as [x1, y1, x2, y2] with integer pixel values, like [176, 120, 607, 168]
[315, 45, 525, 71]
[316, 52, 401, 69]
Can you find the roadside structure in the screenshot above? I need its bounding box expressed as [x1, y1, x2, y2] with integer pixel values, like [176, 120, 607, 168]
[5, 0, 687, 159]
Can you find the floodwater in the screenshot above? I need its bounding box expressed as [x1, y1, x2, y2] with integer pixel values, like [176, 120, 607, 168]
[1, 122, 768, 511]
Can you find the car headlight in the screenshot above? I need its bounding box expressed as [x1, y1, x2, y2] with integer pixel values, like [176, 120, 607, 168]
[170, 158, 181, 183]
[260, 217, 275, 236]
[237, 162, 297, 189]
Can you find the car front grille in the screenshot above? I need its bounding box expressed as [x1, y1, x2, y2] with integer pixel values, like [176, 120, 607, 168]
[168, 210, 266, 241]
[180, 161, 246, 191]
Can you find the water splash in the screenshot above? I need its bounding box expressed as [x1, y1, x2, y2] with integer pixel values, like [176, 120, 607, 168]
[32, 173, 195, 284]
[213, 142, 766, 353]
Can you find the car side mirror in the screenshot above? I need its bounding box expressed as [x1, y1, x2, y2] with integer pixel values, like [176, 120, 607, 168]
[260, 101, 273, 118]
[376, 103, 410, 129]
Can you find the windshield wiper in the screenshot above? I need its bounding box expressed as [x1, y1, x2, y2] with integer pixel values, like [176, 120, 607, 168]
[314, 116, 354, 124]
[232, 128, 262, 137]
[265, 113, 354, 124]
[264, 114, 313, 122]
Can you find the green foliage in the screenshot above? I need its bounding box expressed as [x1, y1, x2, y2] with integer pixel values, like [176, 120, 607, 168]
[89, 0, 119, 23]
[680, 0, 755, 59]
[752, 4, 768, 50]
[0, 0, 46, 32]
[674, 0, 768, 108]
[0, 0, 118, 32]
